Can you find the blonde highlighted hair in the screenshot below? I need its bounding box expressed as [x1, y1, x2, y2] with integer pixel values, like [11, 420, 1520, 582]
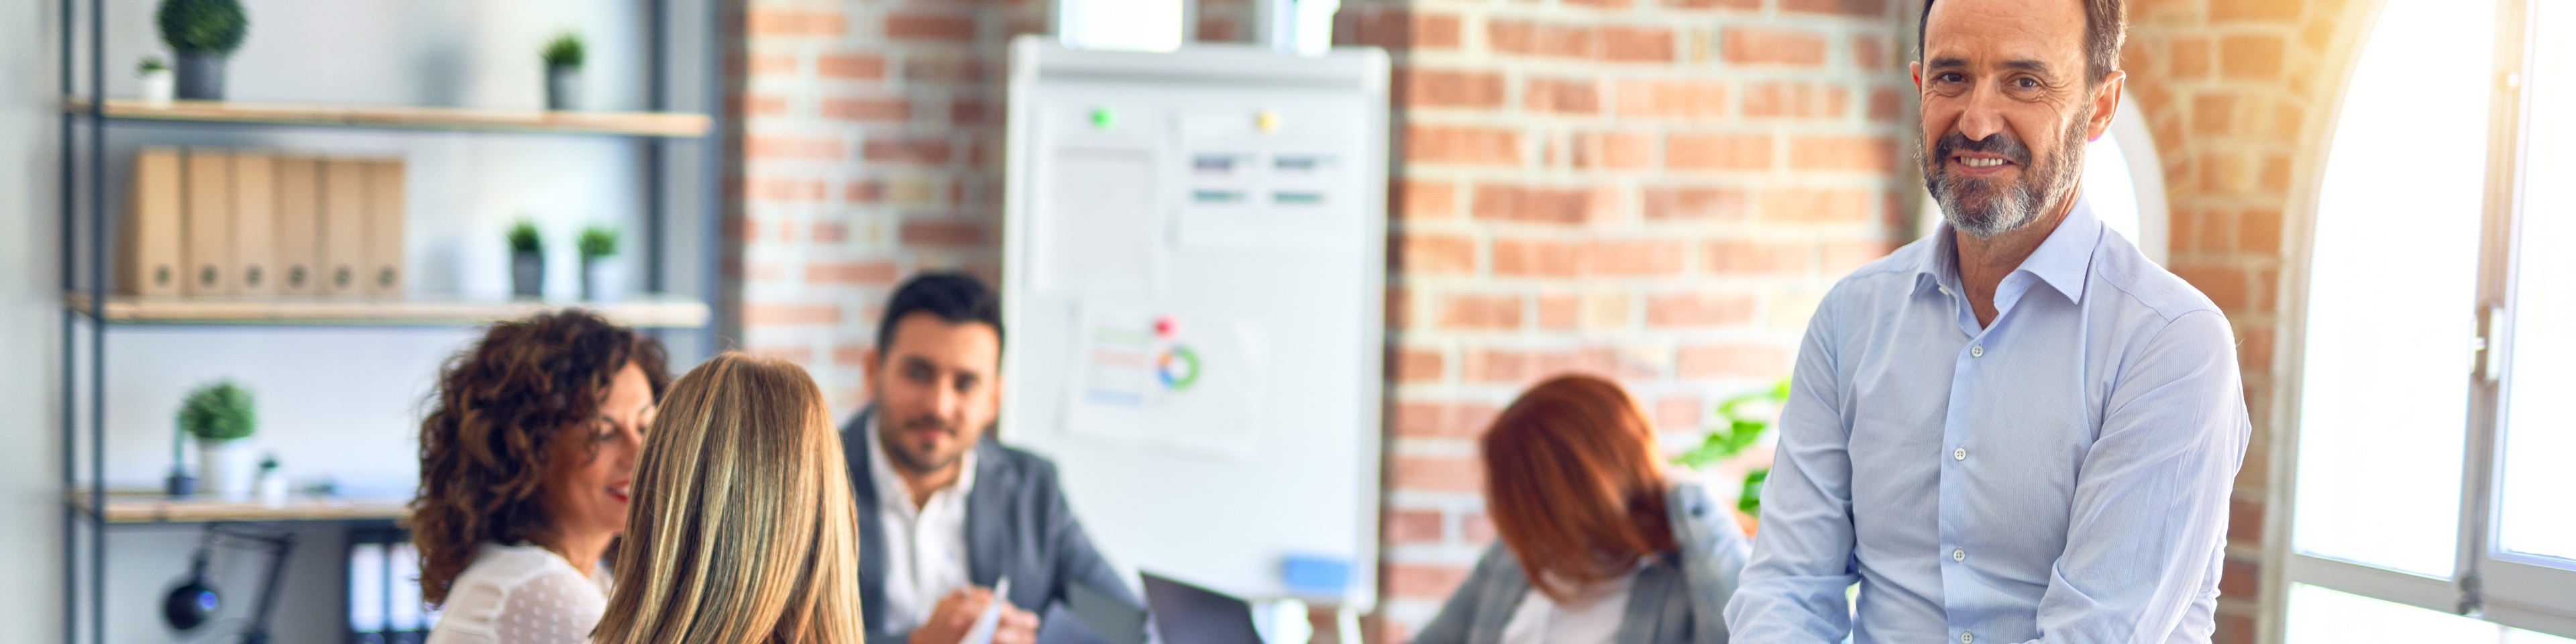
[592, 353, 863, 644]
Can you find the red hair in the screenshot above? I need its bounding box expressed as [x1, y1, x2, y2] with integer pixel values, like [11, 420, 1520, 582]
[1479, 374, 1676, 601]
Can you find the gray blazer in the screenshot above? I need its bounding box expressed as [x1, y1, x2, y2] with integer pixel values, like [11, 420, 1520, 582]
[1411, 482, 1752, 644]
[841, 406, 1143, 644]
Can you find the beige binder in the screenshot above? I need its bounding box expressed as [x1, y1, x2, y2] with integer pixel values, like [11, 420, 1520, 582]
[272, 156, 322, 296]
[231, 150, 278, 297]
[182, 149, 233, 296]
[120, 148, 186, 297]
[364, 159, 407, 297]
[319, 158, 370, 297]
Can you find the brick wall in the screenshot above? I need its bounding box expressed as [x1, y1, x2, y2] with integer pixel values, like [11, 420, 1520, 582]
[1342, 0, 1912, 638]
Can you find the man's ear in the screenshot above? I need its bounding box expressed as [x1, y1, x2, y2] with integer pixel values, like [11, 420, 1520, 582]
[2087, 70, 2126, 142]
[1910, 60, 1925, 93]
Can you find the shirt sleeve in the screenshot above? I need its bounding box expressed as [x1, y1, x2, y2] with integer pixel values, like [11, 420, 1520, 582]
[490, 570, 606, 644]
[2025, 309, 2249, 644]
[1721, 296, 1859, 643]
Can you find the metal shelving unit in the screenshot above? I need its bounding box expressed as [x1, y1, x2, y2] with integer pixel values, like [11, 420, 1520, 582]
[54, 1, 729, 642]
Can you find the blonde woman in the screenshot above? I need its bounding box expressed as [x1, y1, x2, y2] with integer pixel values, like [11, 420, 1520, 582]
[592, 353, 863, 644]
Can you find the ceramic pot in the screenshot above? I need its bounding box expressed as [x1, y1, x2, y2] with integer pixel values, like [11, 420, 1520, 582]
[582, 259, 624, 303]
[197, 438, 258, 501]
[140, 68, 174, 105]
[545, 66, 581, 111]
[511, 251, 545, 299]
[175, 50, 225, 101]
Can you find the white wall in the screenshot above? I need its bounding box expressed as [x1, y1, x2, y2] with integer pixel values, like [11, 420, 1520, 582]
[2, 0, 68, 641]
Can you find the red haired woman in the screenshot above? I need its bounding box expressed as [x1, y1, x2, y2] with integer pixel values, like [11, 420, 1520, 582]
[1413, 374, 1752, 644]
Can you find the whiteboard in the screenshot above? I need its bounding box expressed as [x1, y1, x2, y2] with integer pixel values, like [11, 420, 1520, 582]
[998, 36, 1389, 608]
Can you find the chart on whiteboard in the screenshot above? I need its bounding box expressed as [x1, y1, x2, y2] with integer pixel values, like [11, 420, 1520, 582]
[1063, 305, 1267, 456]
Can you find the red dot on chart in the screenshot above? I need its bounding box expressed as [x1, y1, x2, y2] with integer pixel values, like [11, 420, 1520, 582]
[1155, 316, 1177, 337]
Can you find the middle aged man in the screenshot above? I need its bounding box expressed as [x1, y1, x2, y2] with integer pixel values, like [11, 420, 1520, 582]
[841, 272, 1141, 644]
[1722, 1, 2250, 643]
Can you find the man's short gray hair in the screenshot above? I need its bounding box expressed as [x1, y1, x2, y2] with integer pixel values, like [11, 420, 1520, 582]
[1917, 0, 2127, 84]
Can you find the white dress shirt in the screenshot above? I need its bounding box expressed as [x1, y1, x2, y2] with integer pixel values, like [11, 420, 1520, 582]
[423, 542, 609, 644]
[1723, 196, 2250, 644]
[869, 417, 981, 635]
[1499, 568, 1641, 644]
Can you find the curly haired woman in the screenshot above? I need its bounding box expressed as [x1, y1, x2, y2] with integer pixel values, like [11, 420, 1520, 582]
[411, 310, 670, 644]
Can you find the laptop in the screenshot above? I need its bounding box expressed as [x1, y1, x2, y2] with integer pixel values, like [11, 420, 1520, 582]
[1139, 572, 1264, 644]
[1040, 582, 1151, 644]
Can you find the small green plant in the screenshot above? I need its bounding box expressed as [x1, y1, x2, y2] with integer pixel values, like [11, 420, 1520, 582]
[506, 219, 543, 254]
[577, 225, 619, 260]
[139, 56, 168, 73]
[541, 32, 584, 69]
[177, 380, 256, 441]
[155, 0, 249, 54]
[1674, 378, 1790, 515]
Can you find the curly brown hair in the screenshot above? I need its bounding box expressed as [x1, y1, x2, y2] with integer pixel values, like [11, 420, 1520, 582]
[409, 309, 670, 606]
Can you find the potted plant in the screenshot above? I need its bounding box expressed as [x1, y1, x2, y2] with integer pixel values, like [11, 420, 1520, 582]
[138, 56, 174, 105]
[508, 219, 545, 299]
[1673, 378, 1789, 535]
[155, 0, 248, 101]
[177, 380, 258, 500]
[541, 32, 584, 111]
[578, 225, 623, 302]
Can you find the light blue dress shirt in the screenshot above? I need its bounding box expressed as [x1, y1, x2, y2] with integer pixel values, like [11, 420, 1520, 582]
[1721, 197, 2250, 644]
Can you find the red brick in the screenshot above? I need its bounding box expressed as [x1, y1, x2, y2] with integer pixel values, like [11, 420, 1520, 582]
[1438, 294, 1524, 330]
[746, 344, 816, 364]
[1780, 0, 1884, 16]
[1722, 27, 1827, 66]
[1743, 82, 1851, 119]
[1788, 136, 1898, 172]
[1198, 16, 1242, 42]
[833, 344, 874, 366]
[816, 54, 888, 80]
[1822, 240, 1897, 274]
[744, 134, 844, 160]
[1383, 561, 1473, 599]
[1493, 238, 1585, 277]
[1656, 396, 1706, 431]
[1676, 343, 1791, 378]
[1389, 288, 1413, 329]
[1663, 0, 1760, 8]
[1851, 34, 1888, 70]
[748, 54, 800, 76]
[900, 220, 985, 246]
[1399, 179, 1458, 219]
[2171, 37, 2212, 78]
[2220, 35, 2284, 80]
[863, 138, 952, 164]
[822, 97, 911, 121]
[2216, 612, 2255, 644]
[904, 57, 984, 83]
[1387, 508, 1446, 544]
[2228, 496, 2265, 546]
[1592, 239, 1686, 276]
[2192, 94, 2235, 136]
[1666, 133, 1773, 171]
[2220, 557, 2259, 598]
[1566, 0, 1634, 8]
[1397, 233, 1477, 274]
[811, 221, 848, 243]
[1525, 77, 1603, 114]
[1536, 294, 1579, 329]
[1401, 69, 1506, 108]
[1599, 25, 1675, 62]
[1616, 80, 1727, 118]
[2240, 207, 2284, 253]
[951, 98, 988, 125]
[1390, 456, 1484, 494]
[1705, 240, 1809, 274]
[806, 260, 900, 285]
[745, 303, 843, 325]
[1391, 401, 1501, 437]
[2171, 264, 2249, 309]
[1488, 20, 1594, 58]
[1471, 184, 1616, 225]
[2237, 324, 2275, 373]
[744, 93, 790, 117]
[1407, 125, 1521, 165]
[1415, 13, 1463, 48]
[1391, 348, 1445, 383]
[749, 9, 847, 36]
[748, 176, 827, 202]
[1646, 292, 1757, 327]
[1761, 188, 1872, 223]
[2212, 0, 2302, 23]
[1570, 131, 1652, 170]
[1460, 512, 1497, 543]
[887, 12, 976, 40]
[846, 179, 885, 203]
[1867, 87, 1902, 121]
[1463, 346, 1650, 383]
[1347, 9, 1461, 50]
[1643, 187, 1750, 221]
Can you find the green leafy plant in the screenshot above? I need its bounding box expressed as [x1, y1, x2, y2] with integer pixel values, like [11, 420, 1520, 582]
[177, 380, 256, 441]
[139, 56, 168, 73]
[577, 225, 619, 260]
[506, 219, 543, 254]
[1674, 378, 1790, 514]
[155, 0, 248, 54]
[541, 32, 584, 69]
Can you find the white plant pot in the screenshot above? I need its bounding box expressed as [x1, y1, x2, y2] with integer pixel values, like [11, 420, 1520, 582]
[197, 438, 259, 501]
[139, 69, 174, 106]
[582, 260, 625, 303]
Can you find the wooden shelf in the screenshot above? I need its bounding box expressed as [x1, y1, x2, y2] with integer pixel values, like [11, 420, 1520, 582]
[64, 293, 710, 327]
[69, 490, 409, 524]
[64, 97, 709, 138]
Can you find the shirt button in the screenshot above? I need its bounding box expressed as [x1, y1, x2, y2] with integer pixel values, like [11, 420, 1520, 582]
[1970, 345, 1984, 358]
[1962, 633, 1974, 644]
[1953, 548, 1967, 562]
[1953, 447, 1968, 461]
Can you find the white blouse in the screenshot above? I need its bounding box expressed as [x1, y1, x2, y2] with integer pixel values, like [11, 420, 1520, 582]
[1497, 568, 1640, 644]
[425, 543, 611, 644]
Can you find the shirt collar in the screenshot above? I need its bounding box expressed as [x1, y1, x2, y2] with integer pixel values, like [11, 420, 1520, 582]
[865, 411, 978, 515]
[1913, 191, 2102, 304]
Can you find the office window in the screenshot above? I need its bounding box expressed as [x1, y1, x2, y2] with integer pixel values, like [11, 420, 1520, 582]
[2286, 0, 2576, 637]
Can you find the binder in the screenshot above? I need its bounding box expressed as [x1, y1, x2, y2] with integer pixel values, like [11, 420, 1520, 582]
[364, 159, 407, 297]
[121, 148, 185, 297]
[273, 156, 322, 297]
[319, 158, 370, 297]
[231, 150, 278, 297]
[182, 149, 233, 296]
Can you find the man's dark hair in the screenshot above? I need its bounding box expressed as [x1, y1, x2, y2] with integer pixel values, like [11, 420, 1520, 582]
[1918, 0, 2126, 84]
[874, 271, 1004, 360]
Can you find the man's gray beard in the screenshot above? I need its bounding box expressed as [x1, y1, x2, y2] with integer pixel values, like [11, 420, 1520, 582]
[1923, 113, 2090, 239]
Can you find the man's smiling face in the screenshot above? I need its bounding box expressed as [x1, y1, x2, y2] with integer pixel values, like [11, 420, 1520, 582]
[1913, 0, 2121, 238]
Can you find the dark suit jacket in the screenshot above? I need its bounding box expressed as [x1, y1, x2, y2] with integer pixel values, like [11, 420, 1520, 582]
[842, 406, 1142, 644]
